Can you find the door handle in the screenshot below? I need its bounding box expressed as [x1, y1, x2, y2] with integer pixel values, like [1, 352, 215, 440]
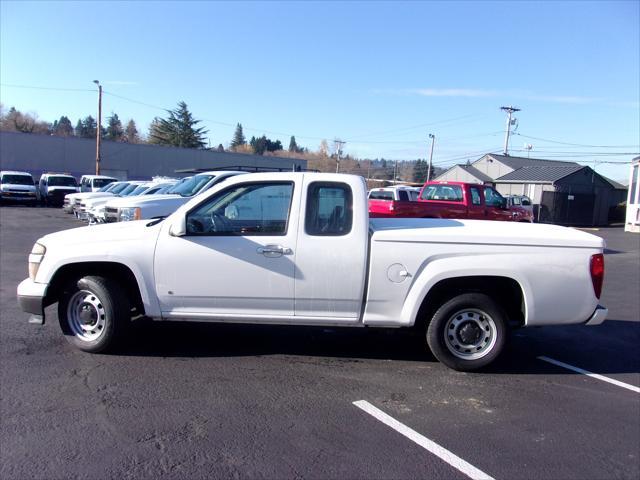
[257, 245, 292, 257]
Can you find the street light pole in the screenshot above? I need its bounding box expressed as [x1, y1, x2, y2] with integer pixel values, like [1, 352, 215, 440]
[93, 80, 102, 175]
[427, 133, 435, 182]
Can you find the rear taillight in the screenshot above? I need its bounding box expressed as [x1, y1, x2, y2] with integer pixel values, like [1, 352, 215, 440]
[590, 254, 604, 299]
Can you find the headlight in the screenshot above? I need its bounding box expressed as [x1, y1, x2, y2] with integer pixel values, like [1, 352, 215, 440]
[28, 243, 46, 280]
[119, 207, 141, 222]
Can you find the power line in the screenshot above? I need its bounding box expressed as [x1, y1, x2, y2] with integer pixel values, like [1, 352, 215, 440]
[1, 83, 95, 92]
[346, 114, 485, 140]
[515, 133, 638, 148]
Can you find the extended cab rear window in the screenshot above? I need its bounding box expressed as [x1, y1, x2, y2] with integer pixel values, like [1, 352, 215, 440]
[420, 184, 463, 202]
[306, 182, 352, 236]
[369, 190, 394, 201]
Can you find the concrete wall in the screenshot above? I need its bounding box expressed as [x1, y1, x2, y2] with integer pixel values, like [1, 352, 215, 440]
[0, 131, 306, 180]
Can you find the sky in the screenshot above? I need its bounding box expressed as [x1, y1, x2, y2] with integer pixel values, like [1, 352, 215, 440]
[1, 0, 638, 181]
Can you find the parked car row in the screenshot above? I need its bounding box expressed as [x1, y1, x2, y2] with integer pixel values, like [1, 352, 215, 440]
[368, 181, 534, 222]
[64, 170, 248, 225]
[0, 171, 121, 206]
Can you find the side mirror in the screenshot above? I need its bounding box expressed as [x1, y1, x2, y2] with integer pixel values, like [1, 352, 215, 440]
[501, 198, 508, 210]
[169, 214, 186, 237]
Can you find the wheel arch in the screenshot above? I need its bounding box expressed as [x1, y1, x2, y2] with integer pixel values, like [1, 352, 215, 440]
[47, 262, 146, 316]
[413, 275, 526, 330]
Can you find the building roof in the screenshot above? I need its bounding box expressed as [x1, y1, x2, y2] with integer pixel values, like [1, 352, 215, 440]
[434, 164, 493, 183]
[459, 164, 493, 182]
[483, 153, 579, 169]
[495, 164, 585, 183]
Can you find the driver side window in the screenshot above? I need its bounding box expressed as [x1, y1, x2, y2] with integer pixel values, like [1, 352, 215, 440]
[186, 182, 293, 236]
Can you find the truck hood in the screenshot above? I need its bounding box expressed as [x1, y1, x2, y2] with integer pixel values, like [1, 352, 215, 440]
[66, 191, 113, 201]
[1, 184, 36, 192]
[39, 219, 159, 249]
[105, 194, 182, 208]
[369, 218, 605, 249]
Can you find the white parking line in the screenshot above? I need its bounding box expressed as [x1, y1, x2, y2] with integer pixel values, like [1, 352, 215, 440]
[537, 356, 640, 394]
[353, 400, 495, 480]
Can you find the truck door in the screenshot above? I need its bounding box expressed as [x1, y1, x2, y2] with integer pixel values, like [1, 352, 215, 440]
[466, 185, 486, 219]
[483, 186, 513, 221]
[155, 181, 300, 318]
[294, 179, 367, 320]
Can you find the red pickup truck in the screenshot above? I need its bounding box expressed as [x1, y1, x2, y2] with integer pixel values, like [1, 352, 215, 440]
[369, 181, 533, 222]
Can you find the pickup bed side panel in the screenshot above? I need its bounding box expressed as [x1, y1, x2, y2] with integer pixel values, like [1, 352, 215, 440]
[363, 239, 600, 327]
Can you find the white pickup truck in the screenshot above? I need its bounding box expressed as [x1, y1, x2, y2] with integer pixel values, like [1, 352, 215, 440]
[17, 173, 607, 371]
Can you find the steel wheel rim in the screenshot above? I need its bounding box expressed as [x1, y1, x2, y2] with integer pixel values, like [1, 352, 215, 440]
[66, 289, 107, 342]
[443, 308, 497, 360]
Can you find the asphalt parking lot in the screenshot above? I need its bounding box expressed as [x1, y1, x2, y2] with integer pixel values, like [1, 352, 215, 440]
[1, 205, 638, 480]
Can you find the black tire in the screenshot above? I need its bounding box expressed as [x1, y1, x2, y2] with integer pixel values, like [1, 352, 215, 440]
[58, 275, 130, 353]
[426, 293, 507, 371]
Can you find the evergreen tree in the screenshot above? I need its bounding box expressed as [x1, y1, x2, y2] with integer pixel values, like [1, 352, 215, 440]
[75, 119, 84, 137]
[124, 119, 139, 143]
[77, 116, 97, 138]
[106, 113, 124, 141]
[148, 101, 208, 149]
[414, 159, 428, 183]
[288, 135, 300, 153]
[217, 144, 224, 152]
[52, 116, 74, 136]
[230, 123, 246, 149]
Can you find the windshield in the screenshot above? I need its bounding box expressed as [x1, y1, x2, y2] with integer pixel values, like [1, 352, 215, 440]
[118, 184, 140, 196]
[98, 183, 116, 192]
[94, 178, 115, 188]
[48, 176, 77, 187]
[1, 174, 33, 185]
[169, 174, 215, 197]
[155, 183, 177, 194]
[127, 185, 151, 196]
[109, 183, 129, 194]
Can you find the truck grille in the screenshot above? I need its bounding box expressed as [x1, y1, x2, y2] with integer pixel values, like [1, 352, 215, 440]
[104, 207, 118, 223]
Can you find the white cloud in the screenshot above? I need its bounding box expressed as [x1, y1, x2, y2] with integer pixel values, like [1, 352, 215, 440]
[372, 87, 637, 107]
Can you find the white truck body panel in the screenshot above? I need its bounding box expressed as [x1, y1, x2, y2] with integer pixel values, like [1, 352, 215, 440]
[20, 173, 605, 332]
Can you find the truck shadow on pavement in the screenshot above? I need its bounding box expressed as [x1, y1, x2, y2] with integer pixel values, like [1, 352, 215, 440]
[116, 318, 639, 376]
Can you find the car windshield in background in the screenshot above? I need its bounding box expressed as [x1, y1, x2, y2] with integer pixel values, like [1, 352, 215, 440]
[155, 184, 176, 194]
[170, 174, 215, 197]
[2, 174, 33, 185]
[48, 176, 77, 187]
[128, 185, 150, 196]
[118, 184, 139, 196]
[94, 179, 115, 188]
[109, 183, 130, 194]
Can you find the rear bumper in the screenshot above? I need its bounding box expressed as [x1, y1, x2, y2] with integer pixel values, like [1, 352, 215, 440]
[584, 305, 608, 326]
[17, 278, 48, 324]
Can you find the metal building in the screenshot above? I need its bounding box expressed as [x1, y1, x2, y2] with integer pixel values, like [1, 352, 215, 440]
[0, 131, 307, 180]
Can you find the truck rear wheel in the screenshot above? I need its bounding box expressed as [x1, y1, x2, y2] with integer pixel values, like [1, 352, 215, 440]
[426, 293, 506, 371]
[58, 275, 129, 353]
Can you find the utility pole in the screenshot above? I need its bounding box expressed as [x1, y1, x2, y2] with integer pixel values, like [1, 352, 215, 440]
[393, 160, 398, 185]
[334, 139, 346, 173]
[500, 105, 520, 156]
[427, 133, 435, 181]
[93, 80, 102, 175]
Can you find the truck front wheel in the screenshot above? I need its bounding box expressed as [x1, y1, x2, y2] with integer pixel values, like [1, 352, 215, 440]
[57, 275, 129, 353]
[426, 293, 506, 371]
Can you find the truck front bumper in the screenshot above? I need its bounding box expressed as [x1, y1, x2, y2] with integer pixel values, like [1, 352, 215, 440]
[584, 305, 608, 326]
[17, 278, 48, 325]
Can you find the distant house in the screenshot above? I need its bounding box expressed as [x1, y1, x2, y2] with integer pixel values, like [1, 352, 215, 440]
[435, 153, 627, 226]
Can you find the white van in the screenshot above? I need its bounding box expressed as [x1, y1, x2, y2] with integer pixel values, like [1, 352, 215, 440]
[0, 170, 38, 205]
[79, 175, 118, 193]
[38, 173, 79, 206]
